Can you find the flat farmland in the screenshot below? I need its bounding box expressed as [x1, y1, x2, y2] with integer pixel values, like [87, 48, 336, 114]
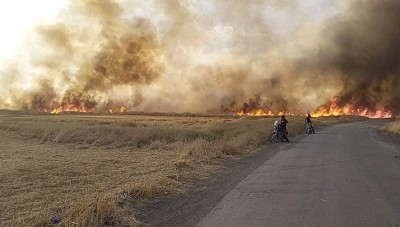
[0, 113, 343, 226]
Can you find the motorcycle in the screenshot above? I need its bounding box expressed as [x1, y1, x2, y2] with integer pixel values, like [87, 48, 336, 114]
[269, 125, 289, 143]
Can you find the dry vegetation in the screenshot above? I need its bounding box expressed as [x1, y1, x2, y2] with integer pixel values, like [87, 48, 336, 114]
[382, 117, 400, 134]
[0, 112, 351, 226]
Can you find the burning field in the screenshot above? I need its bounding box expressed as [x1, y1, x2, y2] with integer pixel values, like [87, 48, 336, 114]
[236, 96, 393, 118]
[0, 0, 399, 117]
[0, 0, 399, 226]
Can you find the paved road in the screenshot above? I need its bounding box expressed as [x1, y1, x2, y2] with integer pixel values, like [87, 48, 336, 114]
[197, 120, 400, 227]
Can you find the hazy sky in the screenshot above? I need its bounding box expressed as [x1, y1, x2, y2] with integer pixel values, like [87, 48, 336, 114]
[0, 0, 69, 59]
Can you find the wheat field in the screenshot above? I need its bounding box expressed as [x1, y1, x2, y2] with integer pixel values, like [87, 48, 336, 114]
[0, 112, 347, 226]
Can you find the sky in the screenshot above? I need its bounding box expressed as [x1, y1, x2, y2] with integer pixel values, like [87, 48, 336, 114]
[0, 0, 69, 59]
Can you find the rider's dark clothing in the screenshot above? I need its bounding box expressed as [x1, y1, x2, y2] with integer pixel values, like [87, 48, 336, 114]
[280, 117, 288, 127]
[305, 116, 315, 134]
[279, 117, 289, 142]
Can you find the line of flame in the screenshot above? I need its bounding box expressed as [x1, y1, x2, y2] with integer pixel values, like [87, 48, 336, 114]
[236, 107, 392, 119]
[47, 105, 128, 114]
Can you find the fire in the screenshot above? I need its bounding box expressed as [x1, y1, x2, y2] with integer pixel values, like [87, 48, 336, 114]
[236, 109, 275, 117]
[235, 96, 393, 119]
[310, 96, 392, 119]
[235, 109, 298, 117]
[48, 104, 128, 114]
[107, 106, 128, 113]
[50, 104, 88, 114]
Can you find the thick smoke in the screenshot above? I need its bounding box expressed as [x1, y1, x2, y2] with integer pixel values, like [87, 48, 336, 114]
[0, 0, 399, 114]
[1, 0, 163, 112]
[308, 0, 400, 113]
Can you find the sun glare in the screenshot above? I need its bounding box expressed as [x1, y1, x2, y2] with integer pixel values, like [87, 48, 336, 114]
[0, 0, 69, 59]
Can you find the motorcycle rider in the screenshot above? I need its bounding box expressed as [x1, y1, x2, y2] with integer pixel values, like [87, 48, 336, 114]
[278, 115, 289, 142]
[305, 114, 315, 134]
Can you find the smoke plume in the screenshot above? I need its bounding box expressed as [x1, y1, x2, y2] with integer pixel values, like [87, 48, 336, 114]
[0, 0, 399, 114]
[308, 0, 400, 113]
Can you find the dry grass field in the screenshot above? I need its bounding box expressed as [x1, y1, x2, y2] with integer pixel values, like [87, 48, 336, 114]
[382, 117, 400, 134]
[0, 112, 359, 226]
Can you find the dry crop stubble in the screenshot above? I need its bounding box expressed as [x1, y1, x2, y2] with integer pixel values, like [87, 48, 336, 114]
[382, 117, 400, 134]
[0, 113, 319, 226]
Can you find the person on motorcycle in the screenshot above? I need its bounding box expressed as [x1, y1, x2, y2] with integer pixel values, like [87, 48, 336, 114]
[278, 115, 289, 142]
[305, 114, 315, 134]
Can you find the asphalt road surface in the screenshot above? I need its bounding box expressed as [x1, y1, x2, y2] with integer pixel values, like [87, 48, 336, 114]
[197, 120, 400, 227]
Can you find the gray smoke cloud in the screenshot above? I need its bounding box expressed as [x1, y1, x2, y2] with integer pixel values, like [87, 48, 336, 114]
[0, 0, 399, 115]
[315, 0, 400, 113]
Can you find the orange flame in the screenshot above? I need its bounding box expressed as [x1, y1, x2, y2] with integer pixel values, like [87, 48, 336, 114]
[235, 109, 297, 117]
[235, 96, 393, 119]
[236, 109, 275, 117]
[48, 104, 128, 115]
[50, 104, 88, 114]
[310, 96, 392, 118]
